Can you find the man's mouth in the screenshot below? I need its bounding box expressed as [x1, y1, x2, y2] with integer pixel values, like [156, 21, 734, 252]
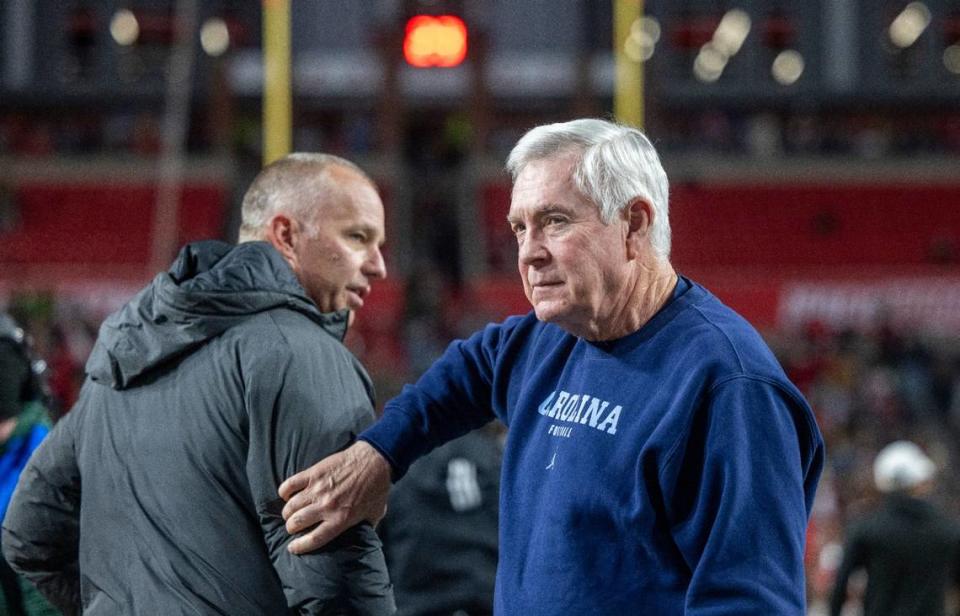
[347, 286, 369, 307]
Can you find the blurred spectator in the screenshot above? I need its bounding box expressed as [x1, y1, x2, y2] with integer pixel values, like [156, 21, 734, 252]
[5, 295, 91, 418]
[380, 425, 503, 616]
[130, 113, 162, 156]
[403, 265, 452, 377]
[44, 327, 81, 417]
[828, 441, 960, 616]
[65, 5, 97, 82]
[0, 313, 58, 616]
[374, 269, 503, 615]
[745, 112, 783, 157]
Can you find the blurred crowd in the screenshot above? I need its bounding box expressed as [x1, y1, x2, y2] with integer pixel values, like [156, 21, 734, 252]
[4, 108, 960, 161]
[770, 320, 960, 611]
[4, 281, 960, 613]
[658, 109, 960, 158]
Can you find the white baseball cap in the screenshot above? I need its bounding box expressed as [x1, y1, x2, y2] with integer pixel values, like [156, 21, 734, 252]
[873, 440, 936, 493]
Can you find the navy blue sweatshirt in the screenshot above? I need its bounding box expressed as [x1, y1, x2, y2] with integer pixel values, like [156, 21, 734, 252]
[362, 278, 824, 614]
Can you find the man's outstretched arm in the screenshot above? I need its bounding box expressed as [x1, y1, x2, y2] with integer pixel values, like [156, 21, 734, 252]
[280, 321, 515, 553]
[279, 440, 392, 555]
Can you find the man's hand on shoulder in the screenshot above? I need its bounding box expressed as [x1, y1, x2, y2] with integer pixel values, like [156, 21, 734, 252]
[279, 440, 391, 555]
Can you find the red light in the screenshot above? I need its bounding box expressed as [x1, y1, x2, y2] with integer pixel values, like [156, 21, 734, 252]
[403, 15, 468, 68]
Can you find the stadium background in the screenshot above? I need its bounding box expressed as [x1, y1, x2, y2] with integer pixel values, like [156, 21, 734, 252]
[1, 1, 959, 613]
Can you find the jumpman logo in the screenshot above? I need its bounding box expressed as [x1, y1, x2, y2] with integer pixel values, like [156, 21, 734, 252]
[546, 451, 557, 470]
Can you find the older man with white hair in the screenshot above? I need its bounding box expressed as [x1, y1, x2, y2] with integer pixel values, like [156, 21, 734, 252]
[281, 119, 825, 614]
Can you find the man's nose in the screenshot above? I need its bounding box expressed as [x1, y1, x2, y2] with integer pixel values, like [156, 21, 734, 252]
[364, 246, 387, 280]
[518, 232, 548, 267]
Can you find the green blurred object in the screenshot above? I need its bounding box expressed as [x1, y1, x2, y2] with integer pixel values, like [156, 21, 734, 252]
[0, 576, 62, 616]
[6, 294, 54, 328]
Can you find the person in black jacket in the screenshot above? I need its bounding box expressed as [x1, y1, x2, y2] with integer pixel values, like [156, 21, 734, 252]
[829, 440, 960, 616]
[2, 153, 394, 615]
[379, 426, 503, 616]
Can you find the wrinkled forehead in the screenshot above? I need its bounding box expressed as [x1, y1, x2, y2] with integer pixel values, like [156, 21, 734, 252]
[307, 165, 382, 213]
[508, 152, 590, 218]
[312, 172, 386, 242]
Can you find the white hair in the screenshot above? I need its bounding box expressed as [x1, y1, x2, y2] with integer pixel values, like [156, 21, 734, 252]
[506, 119, 671, 259]
[238, 152, 373, 242]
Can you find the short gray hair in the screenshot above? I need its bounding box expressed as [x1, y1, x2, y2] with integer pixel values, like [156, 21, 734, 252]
[238, 153, 373, 242]
[506, 119, 671, 259]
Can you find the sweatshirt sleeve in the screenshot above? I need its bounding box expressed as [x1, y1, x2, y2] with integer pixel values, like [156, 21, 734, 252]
[244, 337, 395, 615]
[661, 376, 824, 616]
[2, 405, 82, 616]
[359, 321, 508, 480]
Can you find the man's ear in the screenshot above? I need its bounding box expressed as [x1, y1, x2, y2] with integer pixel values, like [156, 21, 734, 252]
[625, 197, 654, 259]
[265, 213, 299, 268]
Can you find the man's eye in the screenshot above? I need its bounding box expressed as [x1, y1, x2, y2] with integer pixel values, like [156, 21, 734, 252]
[511, 224, 525, 236]
[349, 232, 367, 242]
[545, 216, 565, 226]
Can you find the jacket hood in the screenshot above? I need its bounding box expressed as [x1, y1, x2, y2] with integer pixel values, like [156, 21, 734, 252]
[87, 240, 349, 390]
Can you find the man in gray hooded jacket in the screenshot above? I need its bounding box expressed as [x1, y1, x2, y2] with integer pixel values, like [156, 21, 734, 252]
[2, 153, 395, 615]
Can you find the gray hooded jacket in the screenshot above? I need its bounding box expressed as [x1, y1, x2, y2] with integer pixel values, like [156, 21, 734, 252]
[2, 241, 395, 615]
